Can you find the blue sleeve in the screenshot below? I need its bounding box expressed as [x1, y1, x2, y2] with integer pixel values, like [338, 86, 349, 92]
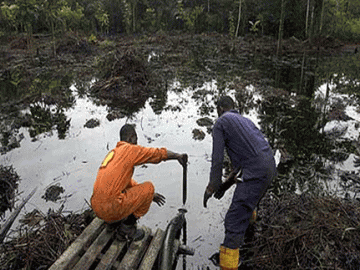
[208, 121, 225, 191]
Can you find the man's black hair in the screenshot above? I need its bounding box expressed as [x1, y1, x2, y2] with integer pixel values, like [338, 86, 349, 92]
[216, 96, 235, 110]
[120, 124, 136, 141]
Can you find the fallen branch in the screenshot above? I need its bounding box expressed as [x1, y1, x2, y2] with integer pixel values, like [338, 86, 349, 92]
[0, 187, 37, 244]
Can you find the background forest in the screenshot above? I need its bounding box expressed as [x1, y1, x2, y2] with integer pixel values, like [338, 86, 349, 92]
[1, 0, 360, 41]
[1, 1, 360, 270]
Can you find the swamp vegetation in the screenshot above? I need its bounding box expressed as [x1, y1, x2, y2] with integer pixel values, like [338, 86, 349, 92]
[0, 0, 360, 269]
[0, 31, 358, 269]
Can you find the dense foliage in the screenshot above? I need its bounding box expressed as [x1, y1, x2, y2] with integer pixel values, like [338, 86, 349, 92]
[1, 0, 360, 41]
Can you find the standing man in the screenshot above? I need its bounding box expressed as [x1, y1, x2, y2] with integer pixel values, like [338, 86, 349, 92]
[91, 124, 187, 242]
[203, 96, 276, 269]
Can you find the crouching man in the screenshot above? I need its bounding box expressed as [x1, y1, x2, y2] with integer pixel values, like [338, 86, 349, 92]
[91, 124, 187, 241]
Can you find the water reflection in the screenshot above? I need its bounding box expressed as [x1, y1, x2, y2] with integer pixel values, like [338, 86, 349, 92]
[250, 52, 360, 198]
[260, 93, 330, 194]
[0, 70, 74, 153]
[22, 103, 71, 140]
[0, 65, 29, 103]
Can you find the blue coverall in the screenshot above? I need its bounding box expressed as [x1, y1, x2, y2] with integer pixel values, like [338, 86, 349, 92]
[208, 109, 277, 249]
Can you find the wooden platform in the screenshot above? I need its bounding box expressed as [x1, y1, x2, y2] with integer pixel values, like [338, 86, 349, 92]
[49, 217, 166, 270]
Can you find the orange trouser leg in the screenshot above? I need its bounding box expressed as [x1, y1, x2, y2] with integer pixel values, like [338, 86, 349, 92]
[219, 245, 239, 270]
[116, 181, 155, 220]
[91, 181, 155, 223]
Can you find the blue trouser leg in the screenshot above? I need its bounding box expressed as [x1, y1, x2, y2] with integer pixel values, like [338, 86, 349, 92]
[223, 175, 272, 249]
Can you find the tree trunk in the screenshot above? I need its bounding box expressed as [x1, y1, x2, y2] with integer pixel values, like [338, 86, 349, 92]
[51, 19, 56, 57]
[309, 5, 314, 42]
[277, 0, 286, 57]
[314, 0, 324, 36]
[132, 2, 136, 33]
[299, 51, 306, 94]
[306, 0, 310, 37]
[321, 78, 330, 132]
[319, 0, 325, 33]
[235, 0, 243, 37]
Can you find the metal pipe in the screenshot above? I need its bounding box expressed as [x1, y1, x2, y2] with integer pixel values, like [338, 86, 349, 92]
[158, 208, 194, 270]
[182, 155, 188, 205]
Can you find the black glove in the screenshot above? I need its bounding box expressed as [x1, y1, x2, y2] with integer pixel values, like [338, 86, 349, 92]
[153, 193, 166, 206]
[214, 177, 237, 200]
[203, 189, 213, 208]
[214, 187, 226, 200]
[178, 154, 188, 167]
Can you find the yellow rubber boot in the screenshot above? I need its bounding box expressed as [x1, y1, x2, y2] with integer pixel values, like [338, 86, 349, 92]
[219, 245, 239, 270]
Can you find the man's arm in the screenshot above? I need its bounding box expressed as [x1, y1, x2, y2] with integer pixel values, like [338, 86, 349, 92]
[166, 150, 188, 167]
[208, 123, 225, 192]
[204, 122, 225, 207]
[132, 145, 187, 167]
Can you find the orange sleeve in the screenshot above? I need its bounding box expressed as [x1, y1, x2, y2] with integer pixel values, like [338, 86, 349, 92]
[132, 145, 168, 166]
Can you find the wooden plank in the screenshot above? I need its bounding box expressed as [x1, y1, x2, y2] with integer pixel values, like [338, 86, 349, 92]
[138, 228, 165, 270]
[49, 217, 105, 270]
[95, 239, 126, 270]
[72, 228, 114, 270]
[117, 226, 152, 270]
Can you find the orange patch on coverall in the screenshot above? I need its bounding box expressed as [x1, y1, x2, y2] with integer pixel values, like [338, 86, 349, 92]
[91, 141, 168, 223]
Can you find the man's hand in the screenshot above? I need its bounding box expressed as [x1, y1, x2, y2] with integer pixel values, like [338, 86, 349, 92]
[213, 179, 234, 200]
[177, 153, 188, 167]
[203, 186, 214, 208]
[166, 151, 188, 167]
[214, 168, 241, 200]
[153, 193, 166, 206]
[214, 187, 226, 200]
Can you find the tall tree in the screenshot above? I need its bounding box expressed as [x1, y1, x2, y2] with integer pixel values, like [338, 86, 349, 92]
[305, 0, 310, 37]
[319, 0, 325, 33]
[122, 0, 136, 33]
[277, 0, 286, 56]
[235, 0, 242, 37]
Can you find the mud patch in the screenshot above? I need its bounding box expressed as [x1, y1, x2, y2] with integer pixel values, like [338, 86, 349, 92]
[90, 49, 158, 115]
[42, 184, 65, 202]
[196, 117, 213, 127]
[84, 118, 100, 128]
[192, 128, 206, 141]
[106, 110, 126, 121]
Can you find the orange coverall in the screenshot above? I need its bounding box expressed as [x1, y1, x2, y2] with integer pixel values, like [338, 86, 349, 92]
[91, 141, 168, 223]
